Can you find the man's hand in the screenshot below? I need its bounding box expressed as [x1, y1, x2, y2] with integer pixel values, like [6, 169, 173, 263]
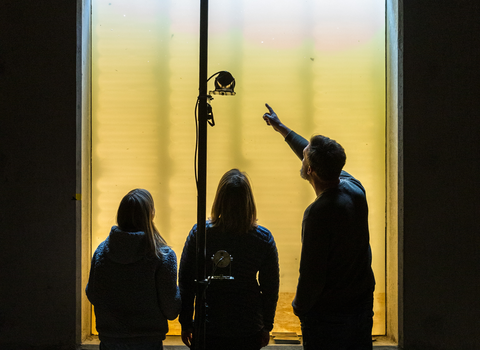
[181, 329, 193, 348]
[263, 103, 291, 137]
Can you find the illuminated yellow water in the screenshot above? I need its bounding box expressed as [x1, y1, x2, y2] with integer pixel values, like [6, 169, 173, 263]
[92, 0, 386, 336]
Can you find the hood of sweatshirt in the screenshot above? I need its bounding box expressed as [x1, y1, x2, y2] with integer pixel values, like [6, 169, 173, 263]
[105, 226, 147, 264]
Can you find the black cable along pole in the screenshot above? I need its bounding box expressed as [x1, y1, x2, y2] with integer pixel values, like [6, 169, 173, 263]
[194, 0, 208, 349]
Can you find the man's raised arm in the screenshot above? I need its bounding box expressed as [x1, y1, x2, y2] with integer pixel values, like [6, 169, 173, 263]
[262, 103, 308, 160]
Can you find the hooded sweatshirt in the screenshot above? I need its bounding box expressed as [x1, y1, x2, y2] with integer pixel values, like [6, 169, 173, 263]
[86, 226, 181, 344]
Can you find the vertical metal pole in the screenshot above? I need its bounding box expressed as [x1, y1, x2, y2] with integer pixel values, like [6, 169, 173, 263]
[194, 0, 208, 349]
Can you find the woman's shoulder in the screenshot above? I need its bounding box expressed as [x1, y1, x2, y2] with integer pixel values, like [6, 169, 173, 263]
[251, 225, 275, 244]
[158, 245, 177, 259]
[92, 238, 109, 259]
[152, 245, 177, 268]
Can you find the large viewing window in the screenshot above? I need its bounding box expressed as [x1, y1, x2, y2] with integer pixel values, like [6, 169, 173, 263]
[90, 0, 386, 336]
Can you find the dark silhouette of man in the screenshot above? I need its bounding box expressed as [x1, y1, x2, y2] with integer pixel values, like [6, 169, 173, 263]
[263, 104, 375, 350]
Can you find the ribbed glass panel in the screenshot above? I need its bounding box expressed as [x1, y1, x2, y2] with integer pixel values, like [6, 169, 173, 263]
[92, 0, 385, 335]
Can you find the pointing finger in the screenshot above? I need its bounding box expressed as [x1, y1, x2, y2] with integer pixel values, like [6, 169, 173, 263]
[265, 103, 274, 113]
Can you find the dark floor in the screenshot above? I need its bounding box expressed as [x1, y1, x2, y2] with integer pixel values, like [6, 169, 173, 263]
[80, 335, 398, 350]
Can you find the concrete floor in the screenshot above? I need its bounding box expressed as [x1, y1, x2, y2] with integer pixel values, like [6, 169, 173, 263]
[80, 335, 398, 349]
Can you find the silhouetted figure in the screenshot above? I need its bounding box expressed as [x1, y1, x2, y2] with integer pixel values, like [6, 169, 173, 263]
[179, 169, 279, 350]
[263, 104, 375, 350]
[86, 189, 181, 350]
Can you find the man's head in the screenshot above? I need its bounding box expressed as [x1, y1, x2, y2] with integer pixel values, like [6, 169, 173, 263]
[301, 135, 346, 182]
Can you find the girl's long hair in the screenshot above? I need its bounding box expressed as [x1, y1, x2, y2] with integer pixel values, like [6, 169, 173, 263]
[117, 188, 167, 258]
[210, 169, 257, 234]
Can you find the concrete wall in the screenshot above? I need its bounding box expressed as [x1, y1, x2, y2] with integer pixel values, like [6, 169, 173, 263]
[0, 1, 479, 349]
[0, 1, 78, 349]
[401, 1, 480, 349]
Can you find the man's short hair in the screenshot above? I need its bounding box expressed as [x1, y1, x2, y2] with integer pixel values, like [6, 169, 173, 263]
[307, 135, 346, 182]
